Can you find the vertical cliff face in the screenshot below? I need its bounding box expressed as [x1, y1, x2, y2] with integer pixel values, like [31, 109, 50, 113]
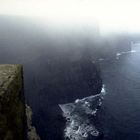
[0, 65, 25, 140]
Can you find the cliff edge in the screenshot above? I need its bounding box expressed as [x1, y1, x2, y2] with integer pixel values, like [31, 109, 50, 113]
[0, 64, 25, 140]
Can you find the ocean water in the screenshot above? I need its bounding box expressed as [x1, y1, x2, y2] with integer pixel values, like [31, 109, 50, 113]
[98, 46, 140, 140]
[0, 16, 140, 140]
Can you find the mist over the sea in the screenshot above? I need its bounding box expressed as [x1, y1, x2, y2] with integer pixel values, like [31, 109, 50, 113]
[1, 0, 140, 140]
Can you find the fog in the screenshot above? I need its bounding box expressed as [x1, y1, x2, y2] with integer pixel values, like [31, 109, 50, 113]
[1, 1, 140, 140]
[1, 0, 140, 33]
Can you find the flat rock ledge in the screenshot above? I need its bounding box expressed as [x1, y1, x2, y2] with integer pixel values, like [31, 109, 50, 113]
[0, 64, 25, 140]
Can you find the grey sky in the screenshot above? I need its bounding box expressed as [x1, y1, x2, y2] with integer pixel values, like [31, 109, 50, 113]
[0, 0, 140, 33]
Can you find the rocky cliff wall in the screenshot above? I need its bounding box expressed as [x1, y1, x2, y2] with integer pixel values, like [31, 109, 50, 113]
[0, 64, 25, 140]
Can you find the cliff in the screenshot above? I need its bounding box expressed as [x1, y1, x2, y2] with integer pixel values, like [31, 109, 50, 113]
[0, 64, 25, 140]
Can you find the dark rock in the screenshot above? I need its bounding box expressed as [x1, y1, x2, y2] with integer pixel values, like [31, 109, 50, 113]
[0, 65, 25, 140]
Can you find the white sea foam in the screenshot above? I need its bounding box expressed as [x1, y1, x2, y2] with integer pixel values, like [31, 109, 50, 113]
[98, 58, 105, 61]
[116, 50, 137, 59]
[59, 85, 106, 140]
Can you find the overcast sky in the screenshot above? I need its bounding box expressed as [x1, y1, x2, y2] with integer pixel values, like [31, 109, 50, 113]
[0, 0, 140, 33]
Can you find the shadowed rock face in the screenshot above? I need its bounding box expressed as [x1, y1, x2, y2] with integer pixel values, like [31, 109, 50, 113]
[32, 57, 103, 140]
[0, 65, 25, 140]
[26, 104, 40, 140]
[42, 57, 103, 105]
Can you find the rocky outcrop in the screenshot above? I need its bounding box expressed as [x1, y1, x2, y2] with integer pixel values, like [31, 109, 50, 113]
[26, 104, 40, 140]
[0, 64, 25, 140]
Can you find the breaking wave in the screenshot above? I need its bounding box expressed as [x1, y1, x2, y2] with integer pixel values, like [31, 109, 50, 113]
[116, 50, 137, 59]
[59, 85, 106, 140]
